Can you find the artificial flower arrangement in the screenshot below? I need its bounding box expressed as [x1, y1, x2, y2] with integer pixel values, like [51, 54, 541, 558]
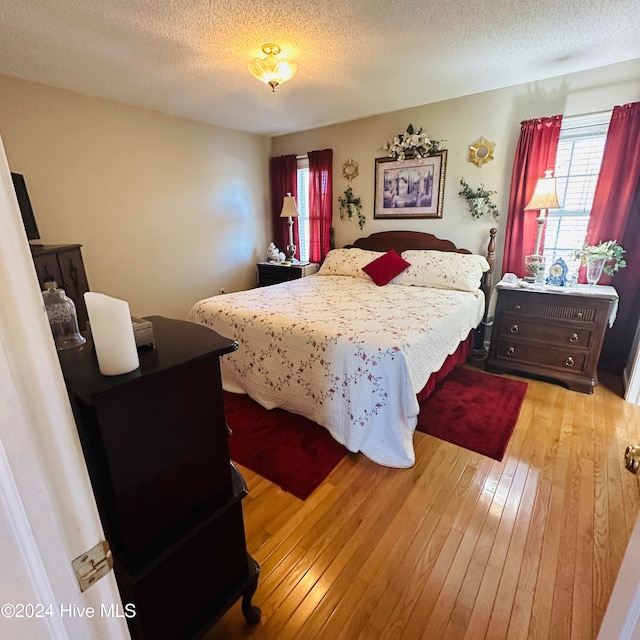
[458, 178, 500, 221]
[379, 123, 443, 161]
[573, 240, 627, 276]
[338, 186, 366, 229]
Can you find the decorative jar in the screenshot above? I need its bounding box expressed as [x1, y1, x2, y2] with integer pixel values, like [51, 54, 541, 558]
[586, 255, 606, 286]
[42, 281, 86, 350]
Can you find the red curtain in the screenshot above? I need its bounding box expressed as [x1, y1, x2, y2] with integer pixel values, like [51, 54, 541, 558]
[308, 149, 333, 263]
[269, 154, 298, 251]
[502, 115, 563, 276]
[583, 102, 640, 373]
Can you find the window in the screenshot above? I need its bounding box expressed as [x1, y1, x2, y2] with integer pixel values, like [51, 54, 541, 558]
[296, 157, 310, 262]
[543, 112, 611, 271]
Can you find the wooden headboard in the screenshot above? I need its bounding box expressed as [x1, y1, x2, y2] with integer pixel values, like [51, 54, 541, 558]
[349, 230, 472, 255]
[346, 228, 497, 296]
[346, 228, 498, 355]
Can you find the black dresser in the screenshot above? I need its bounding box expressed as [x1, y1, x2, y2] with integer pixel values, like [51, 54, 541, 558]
[58, 316, 260, 639]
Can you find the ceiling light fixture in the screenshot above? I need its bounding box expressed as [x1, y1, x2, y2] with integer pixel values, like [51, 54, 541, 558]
[248, 44, 297, 92]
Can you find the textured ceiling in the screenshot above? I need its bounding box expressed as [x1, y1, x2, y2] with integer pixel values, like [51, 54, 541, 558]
[0, 0, 638, 137]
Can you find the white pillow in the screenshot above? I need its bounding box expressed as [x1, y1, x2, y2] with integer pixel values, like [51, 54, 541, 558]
[394, 250, 490, 291]
[317, 248, 384, 279]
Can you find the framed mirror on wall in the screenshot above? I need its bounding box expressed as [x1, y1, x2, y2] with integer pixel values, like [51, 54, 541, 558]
[468, 137, 495, 167]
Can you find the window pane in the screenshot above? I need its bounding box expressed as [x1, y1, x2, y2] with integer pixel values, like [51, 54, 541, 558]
[296, 167, 309, 262]
[542, 113, 610, 276]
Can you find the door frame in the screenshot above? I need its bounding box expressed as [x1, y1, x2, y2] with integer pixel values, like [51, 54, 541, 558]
[0, 137, 129, 639]
[597, 514, 640, 639]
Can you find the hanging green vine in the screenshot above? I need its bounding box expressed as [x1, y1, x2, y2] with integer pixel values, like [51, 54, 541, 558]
[338, 186, 366, 230]
[458, 178, 499, 221]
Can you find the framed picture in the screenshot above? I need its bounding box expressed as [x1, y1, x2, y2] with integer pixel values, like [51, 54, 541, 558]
[374, 150, 447, 219]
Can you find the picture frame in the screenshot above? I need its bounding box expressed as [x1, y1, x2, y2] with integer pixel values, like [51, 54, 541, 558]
[374, 150, 447, 219]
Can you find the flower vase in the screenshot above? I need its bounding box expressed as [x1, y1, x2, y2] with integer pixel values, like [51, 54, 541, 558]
[586, 255, 606, 286]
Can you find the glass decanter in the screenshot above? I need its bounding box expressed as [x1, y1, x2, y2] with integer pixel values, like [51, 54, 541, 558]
[42, 281, 86, 350]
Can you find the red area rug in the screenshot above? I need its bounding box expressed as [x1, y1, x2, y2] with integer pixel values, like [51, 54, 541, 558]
[223, 392, 348, 500]
[223, 367, 527, 499]
[416, 366, 528, 461]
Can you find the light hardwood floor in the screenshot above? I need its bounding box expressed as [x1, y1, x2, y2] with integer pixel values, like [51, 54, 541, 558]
[205, 370, 640, 640]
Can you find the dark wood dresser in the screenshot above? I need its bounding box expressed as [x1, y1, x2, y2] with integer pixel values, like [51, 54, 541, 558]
[256, 261, 319, 286]
[486, 284, 618, 393]
[58, 316, 260, 639]
[31, 244, 90, 328]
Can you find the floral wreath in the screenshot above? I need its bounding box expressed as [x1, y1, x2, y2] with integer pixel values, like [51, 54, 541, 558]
[379, 123, 443, 161]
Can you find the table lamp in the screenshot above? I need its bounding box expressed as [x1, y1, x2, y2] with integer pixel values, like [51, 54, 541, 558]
[524, 170, 560, 282]
[280, 193, 299, 263]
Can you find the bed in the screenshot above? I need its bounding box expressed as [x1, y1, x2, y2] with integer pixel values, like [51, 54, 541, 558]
[188, 229, 496, 468]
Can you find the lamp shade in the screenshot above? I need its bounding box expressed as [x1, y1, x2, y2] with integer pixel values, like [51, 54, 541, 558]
[525, 170, 560, 210]
[280, 193, 299, 218]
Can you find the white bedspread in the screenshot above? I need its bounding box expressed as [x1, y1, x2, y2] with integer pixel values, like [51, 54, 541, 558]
[188, 275, 485, 467]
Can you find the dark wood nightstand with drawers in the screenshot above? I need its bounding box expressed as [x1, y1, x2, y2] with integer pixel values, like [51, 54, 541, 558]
[486, 283, 618, 393]
[256, 261, 319, 286]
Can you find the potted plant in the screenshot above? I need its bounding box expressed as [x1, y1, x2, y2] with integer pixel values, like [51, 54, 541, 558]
[573, 239, 626, 285]
[458, 178, 499, 221]
[338, 186, 366, 230]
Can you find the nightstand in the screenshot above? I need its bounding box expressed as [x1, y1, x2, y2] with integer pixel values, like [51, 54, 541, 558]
[485, 282, 618, 393]
[256, 261, 319, 287]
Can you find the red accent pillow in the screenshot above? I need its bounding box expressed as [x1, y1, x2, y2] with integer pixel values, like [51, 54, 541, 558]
[362, 250, 411, 286]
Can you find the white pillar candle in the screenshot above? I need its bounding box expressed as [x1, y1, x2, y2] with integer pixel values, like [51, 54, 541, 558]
[84, 292, 140, 376]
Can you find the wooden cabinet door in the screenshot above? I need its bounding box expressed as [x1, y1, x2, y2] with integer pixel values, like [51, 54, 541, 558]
[56, 248, 89, 327]
[32, 251, 63, 289]
[32, 246, 90, 329]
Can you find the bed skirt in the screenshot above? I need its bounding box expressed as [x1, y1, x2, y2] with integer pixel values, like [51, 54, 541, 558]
[417, 332, 473, 403]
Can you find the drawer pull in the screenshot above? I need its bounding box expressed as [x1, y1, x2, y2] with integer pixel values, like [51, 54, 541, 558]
[565, 356, 575, 367]
[514, 304, 521, 310]
[569, 333, 579, 343]
[507, 347, 515, 356]
[510, 324, 519, 333]
[576, 311, 583, 319]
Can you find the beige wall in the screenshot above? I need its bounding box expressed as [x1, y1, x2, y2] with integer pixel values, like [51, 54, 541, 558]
[272, 59, 640, 274]
[0, 61, 638, 321]
[0, 75, 272, 320]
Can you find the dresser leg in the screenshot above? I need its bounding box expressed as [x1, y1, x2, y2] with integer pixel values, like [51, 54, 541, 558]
[241, 573, 261, 624]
